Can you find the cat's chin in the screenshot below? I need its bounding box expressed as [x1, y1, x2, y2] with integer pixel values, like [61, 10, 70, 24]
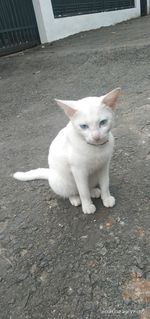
[87, 140, 108, 146]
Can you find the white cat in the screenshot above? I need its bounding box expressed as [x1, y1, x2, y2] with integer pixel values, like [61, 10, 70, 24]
[13, 88, 121, 214]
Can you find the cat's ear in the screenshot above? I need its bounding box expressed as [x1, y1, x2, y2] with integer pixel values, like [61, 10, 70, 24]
[55, 99, 77, 118]
[102, 88, 121, 109]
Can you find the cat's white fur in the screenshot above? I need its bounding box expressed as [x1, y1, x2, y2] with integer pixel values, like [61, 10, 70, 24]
[14, 88, 121, 214]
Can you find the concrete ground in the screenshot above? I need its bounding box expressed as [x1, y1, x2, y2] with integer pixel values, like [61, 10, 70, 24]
[0, 16, 150, 319]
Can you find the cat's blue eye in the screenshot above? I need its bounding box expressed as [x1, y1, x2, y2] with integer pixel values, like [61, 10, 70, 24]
[80, 124, 89, 129]
[99, 119, 107, 126]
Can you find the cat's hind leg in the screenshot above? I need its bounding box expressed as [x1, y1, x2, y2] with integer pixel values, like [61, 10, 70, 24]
[69, 196, 81, 207]
[48, 169, 77, 198]
[90, 188, 101, 198]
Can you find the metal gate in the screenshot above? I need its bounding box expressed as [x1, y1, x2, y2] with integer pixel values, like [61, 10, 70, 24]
[0, 0, 40, 56]
[51, 0, 135, 18]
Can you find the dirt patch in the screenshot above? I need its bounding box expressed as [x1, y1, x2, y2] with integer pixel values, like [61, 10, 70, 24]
[123, 276, 150, 304]
[140, 308, 150, 319]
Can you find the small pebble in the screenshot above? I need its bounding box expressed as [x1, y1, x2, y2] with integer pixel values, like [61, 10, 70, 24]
[58, 223, 64, 228]
[115, 237, 120, 244]
[20, 249, 28, 257]
[120, 221, 125, 226]
[68, 287, 73, 295]
[100, 247, 107, 256]
[131, 266, 143, 278]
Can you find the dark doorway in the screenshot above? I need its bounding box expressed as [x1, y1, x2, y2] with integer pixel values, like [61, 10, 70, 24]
[140, 0, 147, 16]
[0, 0, 40, 56]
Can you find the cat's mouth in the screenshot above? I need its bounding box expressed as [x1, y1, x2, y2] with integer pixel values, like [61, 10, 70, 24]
[87, 140, 108, 146]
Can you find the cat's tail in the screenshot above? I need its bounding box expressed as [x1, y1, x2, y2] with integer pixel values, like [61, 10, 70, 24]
[13, 168, 49, 181]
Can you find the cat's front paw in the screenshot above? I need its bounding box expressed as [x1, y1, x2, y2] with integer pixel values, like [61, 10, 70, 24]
[102, 196, 115, 208]
[82, 203, 96, 214]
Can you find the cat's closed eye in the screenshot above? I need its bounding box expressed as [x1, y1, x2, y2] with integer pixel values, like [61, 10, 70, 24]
[80, 124, 89, 129]
[99, 119, 107, 126]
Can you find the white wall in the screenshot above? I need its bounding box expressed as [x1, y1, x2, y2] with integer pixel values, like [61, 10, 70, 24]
[33, 0, 141, 44]
[147, 0, 150, 13]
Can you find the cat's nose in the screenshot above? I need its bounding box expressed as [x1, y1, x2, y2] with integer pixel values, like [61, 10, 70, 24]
[94, 136, 100, 142]
[92, 132, 100, 142]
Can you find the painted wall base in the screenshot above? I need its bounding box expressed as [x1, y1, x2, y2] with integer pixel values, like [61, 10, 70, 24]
[33, 0, 141, 44]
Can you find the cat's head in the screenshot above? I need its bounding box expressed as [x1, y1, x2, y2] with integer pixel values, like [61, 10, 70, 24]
[55, 88, 121, 146]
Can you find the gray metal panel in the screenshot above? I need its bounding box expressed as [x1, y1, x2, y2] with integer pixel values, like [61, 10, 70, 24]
[51, 0, 135, 18]
[0, 0, 40, 55]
